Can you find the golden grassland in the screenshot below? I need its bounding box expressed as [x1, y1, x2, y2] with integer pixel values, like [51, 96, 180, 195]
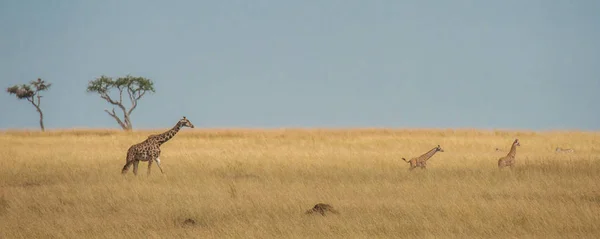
[1, 128, 599, 238]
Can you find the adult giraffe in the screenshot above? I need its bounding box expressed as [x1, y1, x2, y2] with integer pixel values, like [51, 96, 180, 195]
[121, 116, 195, 175]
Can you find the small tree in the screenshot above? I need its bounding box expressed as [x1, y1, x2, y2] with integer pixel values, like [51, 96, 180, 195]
[86, 75, 155, 131]
[6, 78, 52, 131]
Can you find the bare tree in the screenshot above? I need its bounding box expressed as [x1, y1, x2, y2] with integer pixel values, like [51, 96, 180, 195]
[86, 75, 155, 131]
[6, 78, 52, 131]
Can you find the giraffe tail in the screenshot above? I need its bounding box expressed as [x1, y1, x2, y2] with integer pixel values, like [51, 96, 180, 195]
[402, 158, 409, 163]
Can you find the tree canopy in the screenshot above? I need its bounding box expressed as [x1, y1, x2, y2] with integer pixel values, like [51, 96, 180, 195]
[6, 78, 52, 131]
[86, 75, 155, 131]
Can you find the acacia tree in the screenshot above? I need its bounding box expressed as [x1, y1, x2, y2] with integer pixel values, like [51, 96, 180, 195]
[86, 75, 155, 131]
[6, 78, 52, 131]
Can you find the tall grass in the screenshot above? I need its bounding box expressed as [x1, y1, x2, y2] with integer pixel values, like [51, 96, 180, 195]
[0, 129, 599, 238]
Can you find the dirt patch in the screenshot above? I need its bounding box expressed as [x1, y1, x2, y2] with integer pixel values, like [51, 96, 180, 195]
[183, 218, 196, 226]
[305, 203, 339, 216]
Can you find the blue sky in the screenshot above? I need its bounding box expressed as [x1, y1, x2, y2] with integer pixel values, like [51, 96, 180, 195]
[1, 0, 599, 130]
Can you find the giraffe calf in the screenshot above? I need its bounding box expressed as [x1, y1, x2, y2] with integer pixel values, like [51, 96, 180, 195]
[402, 145, 444, 171]
[498, 139, 520, 169]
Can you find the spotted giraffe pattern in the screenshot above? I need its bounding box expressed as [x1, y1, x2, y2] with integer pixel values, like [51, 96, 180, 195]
[498, 139, 520, 169]
[402, 145, 444, 171]
[121, 116, 195, 175]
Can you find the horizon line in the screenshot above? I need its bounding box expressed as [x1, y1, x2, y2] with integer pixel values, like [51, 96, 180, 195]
[1, 127, 598, 133]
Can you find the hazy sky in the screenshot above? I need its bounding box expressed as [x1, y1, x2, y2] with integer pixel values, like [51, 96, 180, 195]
[1, 0, 599, 130]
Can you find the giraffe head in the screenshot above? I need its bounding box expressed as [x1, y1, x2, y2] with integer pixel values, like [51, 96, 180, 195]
[513, 139, 520, 147]
[436, 145, 444, 152]
[179, 116, 195, 128]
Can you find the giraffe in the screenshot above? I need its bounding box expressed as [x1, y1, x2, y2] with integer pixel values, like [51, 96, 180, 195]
[555, 147, 574, 153]
[402, 145, 444, 171]
[498, 139, 520, 169]
[121, 116, 195, 175]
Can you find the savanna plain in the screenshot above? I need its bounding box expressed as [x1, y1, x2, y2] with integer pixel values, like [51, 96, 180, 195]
[1, 129, 599, 239]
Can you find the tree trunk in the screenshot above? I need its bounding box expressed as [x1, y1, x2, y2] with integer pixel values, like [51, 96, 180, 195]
[120, 108, 132, 131]
[34, 104, 45, 132]
[30, 97, 45, 132]
[100, 93, 137, 131]
[119, 123, 130, 131]
[38, 109, 45, 132]
[123, 112, 132, 131]
[105, 108, 129, 131]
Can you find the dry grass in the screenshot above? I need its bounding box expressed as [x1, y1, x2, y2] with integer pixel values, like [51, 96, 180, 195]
[1, 128, 599, 239]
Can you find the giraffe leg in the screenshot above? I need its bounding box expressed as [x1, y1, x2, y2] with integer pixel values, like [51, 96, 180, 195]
[132, 161, 139, 175]
[121, 161, 134, 174]
[154, 157, 164, 174]
[147, 160, 153, 175]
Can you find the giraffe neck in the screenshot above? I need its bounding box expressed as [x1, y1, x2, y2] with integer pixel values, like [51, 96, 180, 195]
[154, 122, 183, 145]
[419, 147, 439, 161]
[507, 143, 517, 158]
